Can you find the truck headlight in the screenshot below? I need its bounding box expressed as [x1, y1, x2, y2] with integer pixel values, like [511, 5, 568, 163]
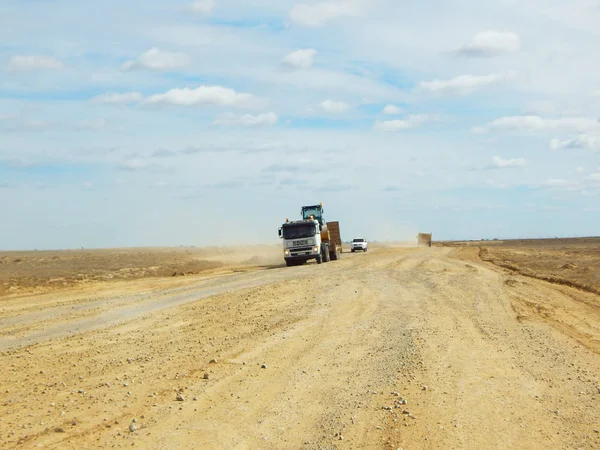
[313, 246, 319, 253]
[284, 249, 290, 256]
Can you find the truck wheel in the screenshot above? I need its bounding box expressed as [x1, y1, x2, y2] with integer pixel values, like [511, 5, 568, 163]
[330, 248, 338, 261]
[324, 248, 331, 262]
[351, 249, 355, 253]
[286, 260, 295, 267]
[316, 254, 322, 264]
[321, 244, 330, 263]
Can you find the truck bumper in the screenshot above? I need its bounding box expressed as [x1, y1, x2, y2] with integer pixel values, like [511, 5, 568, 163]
[285, 255, 314, 263]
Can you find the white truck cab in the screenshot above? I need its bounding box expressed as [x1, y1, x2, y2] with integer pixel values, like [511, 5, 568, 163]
[350, 237, 368, 252]
[278, 219, 323, 266]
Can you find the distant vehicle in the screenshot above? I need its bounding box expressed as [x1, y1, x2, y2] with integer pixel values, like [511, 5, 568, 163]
[350, 237, 368, 252]
[417, 233, 432, 247]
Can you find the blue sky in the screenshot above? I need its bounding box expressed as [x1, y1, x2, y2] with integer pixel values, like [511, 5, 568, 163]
[1, 0, 600, 249]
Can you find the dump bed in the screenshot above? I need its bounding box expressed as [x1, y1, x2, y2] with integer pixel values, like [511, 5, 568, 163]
[418, 233, 432, 247]
[326, 221, 342, 249]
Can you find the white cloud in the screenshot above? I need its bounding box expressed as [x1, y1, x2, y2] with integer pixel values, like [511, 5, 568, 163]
[143, 85, 264, 109]
[486, 179, 508, 188]
[456, 31, 520, 57]
[490, 156, 526, 169]
[189, 0, 215, 14]
[281, 49, 317, 69]
[290, 0, 363, 27]
[549, 135, 600, 152]
[320, 100, 349, 113]
[92, 92, 144, 104]
[122, 48, 191, 71]
[7, 55, 63, 71]
[476, 116, 600, 133]
[540, 178, 575, 188]
[382, 104, 402, 115]
[374, 114, 436, 131]
[212, 112, 278, 126]
[118, 159, 148, 171]
[77, 119, 107, 131]
[420, 73, 513, 95]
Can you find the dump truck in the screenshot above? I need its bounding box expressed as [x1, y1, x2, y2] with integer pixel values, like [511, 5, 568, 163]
[417, 233, 432, 247]
[278, 203, 342, 267]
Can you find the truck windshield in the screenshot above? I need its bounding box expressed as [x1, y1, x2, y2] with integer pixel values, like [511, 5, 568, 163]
[282, 224, 316, 240]
[353, 238, 364, 242]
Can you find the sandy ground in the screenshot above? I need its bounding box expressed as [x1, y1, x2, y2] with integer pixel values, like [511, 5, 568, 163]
[1, 242, 599, 449]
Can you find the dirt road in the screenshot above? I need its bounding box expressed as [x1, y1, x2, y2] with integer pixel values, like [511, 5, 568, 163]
[1, 247, 599, 449]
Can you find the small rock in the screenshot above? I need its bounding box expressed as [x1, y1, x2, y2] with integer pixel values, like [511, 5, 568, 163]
[176, 394, 185, 401]
[203, 373, 209, 380]
[54, 427, 65, 433]
[193, 396, 199, 401]
[71, 420, 77, 426]
[77, 389, 84, 394]
[422, 386, 428, 391]
[339, 435, 344, 440]
[261, 364, 268, 369]
[402, 410, 410, 415]
[382, 406, 393, 411]
[129, 423, 137, 433]
[209, 359, 217, 364]
[392, 391, 400, 396]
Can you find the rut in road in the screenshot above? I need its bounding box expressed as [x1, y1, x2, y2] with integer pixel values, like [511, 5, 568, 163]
[0, 248, 599, 449]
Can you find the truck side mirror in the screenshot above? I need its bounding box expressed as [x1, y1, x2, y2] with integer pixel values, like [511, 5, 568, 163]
[278, 228, 282, 238]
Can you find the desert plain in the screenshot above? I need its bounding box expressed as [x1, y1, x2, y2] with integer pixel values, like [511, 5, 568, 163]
[0, 238, 599, 449]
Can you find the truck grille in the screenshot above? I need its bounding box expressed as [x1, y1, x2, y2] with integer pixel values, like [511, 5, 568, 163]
[291, 246, 313, 252]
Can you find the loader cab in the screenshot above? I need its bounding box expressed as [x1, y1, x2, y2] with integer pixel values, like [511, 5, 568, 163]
[301, 203, 325, 226]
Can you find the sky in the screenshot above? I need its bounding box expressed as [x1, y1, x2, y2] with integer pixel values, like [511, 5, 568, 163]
[1, 0, 600, 250]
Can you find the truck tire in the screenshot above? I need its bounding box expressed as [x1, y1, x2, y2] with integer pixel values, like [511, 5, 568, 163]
[324, 247, 331, 262]
[286, 260, 294, 267]
[321, 244, 330, 263]
[330, 248, 338, 261]
[316, 254, 322, 264]
[351, 249, 355, 253]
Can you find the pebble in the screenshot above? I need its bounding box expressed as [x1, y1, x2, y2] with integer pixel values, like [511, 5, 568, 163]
[54, 427, 65, 433]
[382, 406, 393, 411]
[392, 391, 400, 396]
[129, 423, 137, 433]
[193, 396, 199, 401]
[176, 394, 185, 401]
[203, 373, 209, 380]
[402, 410, 410, 415]
[261, 364, 268, 369]
[422, 386, 428, 391]
[209, 359, 217, 364]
